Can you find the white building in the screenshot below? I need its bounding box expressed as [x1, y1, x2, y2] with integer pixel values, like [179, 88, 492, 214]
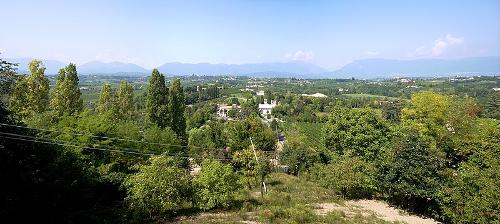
[301, 92, 327, 98]
[217, 104, 241, 118]
[258, 100, 277, 117]
[256, 90, 265, 96]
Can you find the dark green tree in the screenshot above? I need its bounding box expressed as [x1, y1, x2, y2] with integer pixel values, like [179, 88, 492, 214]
[169, 79, 186, 143]
[483, 91, 499, 119]
[146, 69, 169, 128]
[377, 128, 446, 214]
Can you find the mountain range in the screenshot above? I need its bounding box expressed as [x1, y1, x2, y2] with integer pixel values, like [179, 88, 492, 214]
[6, 56, 500, 79]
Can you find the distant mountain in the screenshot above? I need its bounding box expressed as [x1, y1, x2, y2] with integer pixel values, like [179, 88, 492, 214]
[8, 58, 66, 74]
[157, 61, 327, 76]
[332, 57, 500, 79]
[78, 61, 148, 74]
[7, 56, 500, 78]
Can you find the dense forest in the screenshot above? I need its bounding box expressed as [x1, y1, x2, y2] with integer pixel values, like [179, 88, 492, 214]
[1, 58, 499, 223]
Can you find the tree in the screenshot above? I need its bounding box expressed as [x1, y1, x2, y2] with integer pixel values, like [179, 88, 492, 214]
[146, 69, 169, 128]
[401, 91, 481, 166]
[8, 76, 29, 118]
[142, 125, 182, 156]
[192, 160, 240, 210]
[310, 153, 376, 199]
[96, 82, 114, 114]
[280, 128, 320, 176]
[232, 148, 269, 190]
[438, 119, 500, 224]
[9, 60, 49, 117]
[26, 60, 50, 113]
[50, 63, 82, 115]
[483, 91, 499, 119]
[0, 54, 18, 103]
[188, 125, 216, 163]
[122, 156, 191, 218]
[377, 128, 446, 214]
[115, 80, 134, 119]
[169, 79, 187, 143]
[323, 106, 391, 161]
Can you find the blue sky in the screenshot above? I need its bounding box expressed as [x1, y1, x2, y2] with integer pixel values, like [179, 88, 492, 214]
[1, 0, 499, 69]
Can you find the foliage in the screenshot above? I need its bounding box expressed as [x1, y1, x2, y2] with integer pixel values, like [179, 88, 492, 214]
[169, 78, 187, 143]
[279, 127, 320, 175]
[9, 60, 50, 118]
[0, 105, 120, 223]
[50, 63, 83, 116]
[438, 120, 500, 223]
[192, 160, 241, 210]
[146, 69, 169, 128]
[115, 80, 135, 119]
[323, 105, 391, 161]
[309, 154, 377, 199]
[142, 125, 183, 156]
[96, 82, 115, 114]
[122, 156, 191, 218]
[188, 125, 216, 163]
[376, 127, 446, 214]
[232, 149, 270, 190]
[482, 91, 499, 119]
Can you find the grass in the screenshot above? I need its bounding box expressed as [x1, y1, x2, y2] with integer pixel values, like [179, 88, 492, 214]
[174, 173, 395, 224]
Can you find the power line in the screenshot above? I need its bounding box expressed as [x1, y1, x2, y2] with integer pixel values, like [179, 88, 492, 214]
[0, 131, 233, 161]
[0, 122, 220, 150]
[0, 134, 156, 156]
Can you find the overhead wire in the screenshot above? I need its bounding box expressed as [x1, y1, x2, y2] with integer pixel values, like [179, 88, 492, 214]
[0, 130, 233, 161]
[0, 122, 220, 150]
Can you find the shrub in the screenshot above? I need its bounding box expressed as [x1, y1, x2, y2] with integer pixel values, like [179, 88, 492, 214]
[193, 160, 241, 210]
[122, 156, 191, 218]
[377, 128, 446, 214]
[438, 127, 500, 224]
[310, 154, 376, 199]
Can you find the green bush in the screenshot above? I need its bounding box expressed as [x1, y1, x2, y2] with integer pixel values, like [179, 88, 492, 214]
[438, 127, 500, 224]
[122, 156, 191, 218]
[193, 160, 241, 210]
[376, 128, 446, 214]
[310, 154, 376, 199]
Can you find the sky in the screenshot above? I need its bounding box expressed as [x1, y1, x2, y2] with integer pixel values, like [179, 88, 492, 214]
[1, 0, 499, 70]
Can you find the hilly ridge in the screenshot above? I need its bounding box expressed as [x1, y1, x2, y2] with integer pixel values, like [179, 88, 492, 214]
[6, 56, 500, 78]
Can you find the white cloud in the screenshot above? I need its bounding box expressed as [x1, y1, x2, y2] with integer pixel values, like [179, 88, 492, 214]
[285, 50, 314, 61]
[431, 34, 464, 56]
[364, 50, 380, 56]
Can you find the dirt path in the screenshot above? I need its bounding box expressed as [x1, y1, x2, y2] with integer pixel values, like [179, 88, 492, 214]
[316, 200, 439, 224]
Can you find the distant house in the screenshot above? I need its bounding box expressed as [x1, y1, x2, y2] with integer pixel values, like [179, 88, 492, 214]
[258, 100, 277, 117]
[217, 104, 241, 119]
[493, 87, 500, 91]
[256, 90, 265, 96]
[301, 92, 327, 98]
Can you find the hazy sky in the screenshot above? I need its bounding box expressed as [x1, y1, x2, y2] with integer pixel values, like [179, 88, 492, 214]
[1, 0, 499, 69]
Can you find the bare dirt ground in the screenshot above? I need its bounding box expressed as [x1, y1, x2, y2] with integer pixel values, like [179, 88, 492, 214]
[315, 200, 440, 224]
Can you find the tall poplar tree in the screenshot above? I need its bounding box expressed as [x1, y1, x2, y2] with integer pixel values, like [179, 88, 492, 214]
[169, 79, 186, 143]
[50, 63, 82, 115]
[146, 69, 169, 128]
[9, 60, 49, 117]
[97, 82, 114, 114]
[115, 80, 134, 119]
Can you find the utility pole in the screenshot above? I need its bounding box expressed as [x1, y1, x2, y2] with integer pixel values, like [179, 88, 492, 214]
[249, 136, 267, 197]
